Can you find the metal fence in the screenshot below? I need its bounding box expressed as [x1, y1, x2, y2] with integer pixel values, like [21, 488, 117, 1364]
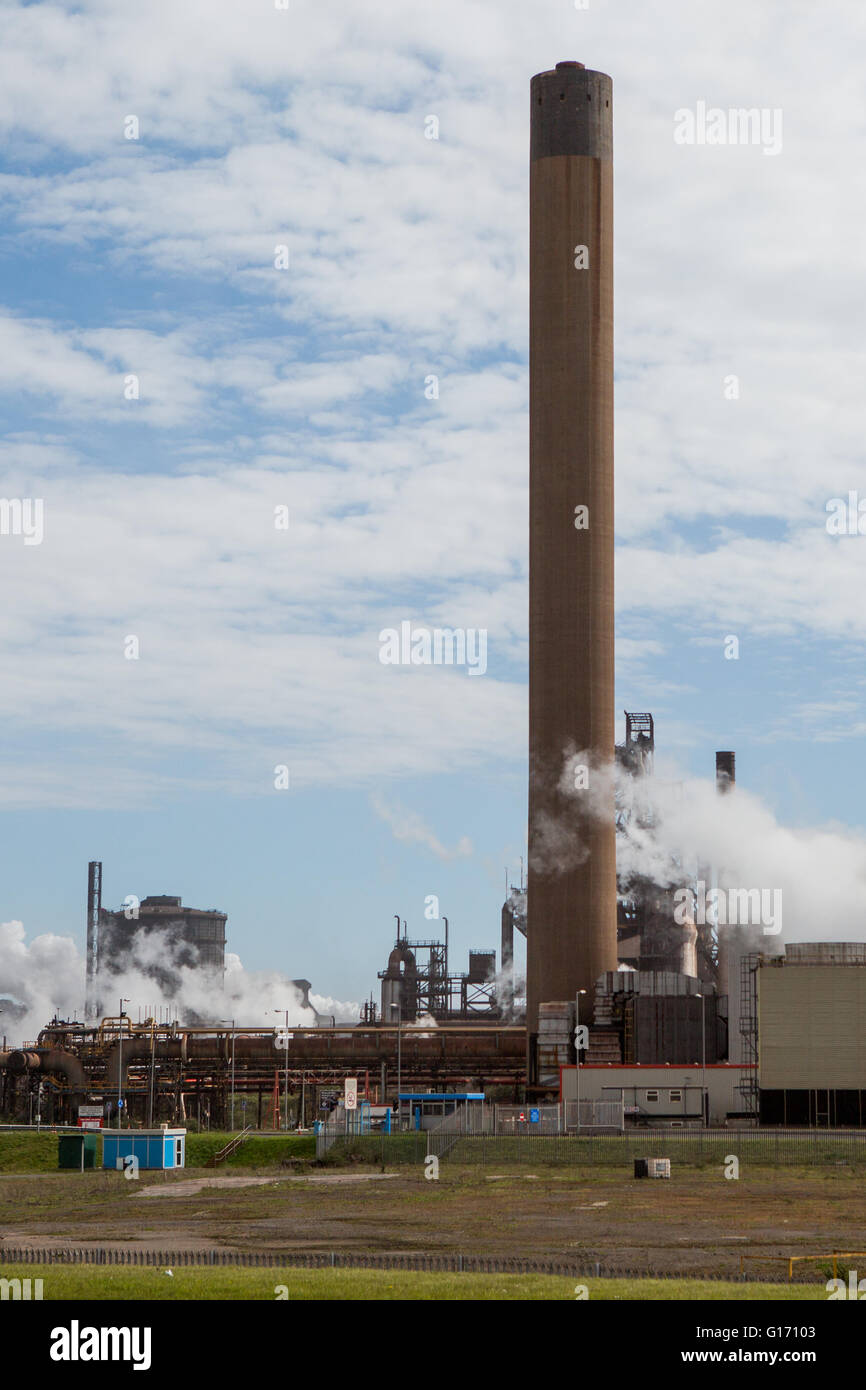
[320, 1127, 866, 1167]
[0, 1244, 821, 1282]
[317, 1100, 623, 1157]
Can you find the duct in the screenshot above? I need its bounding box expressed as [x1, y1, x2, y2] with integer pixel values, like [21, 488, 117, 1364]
[1, 1050, 40, 1074]
[102, 1036, 184, 1092]
[34, 1049, 88, 1094]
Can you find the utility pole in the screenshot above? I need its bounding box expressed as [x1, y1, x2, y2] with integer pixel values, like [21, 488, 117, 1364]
[147, 1017, 156, 1128]
[389, 1003, 403, 1129]
[118, 998, 129, 1128]
[268, 1010, 290, 1129]
[221, 1019, 236, 1130]
[696, 993, 708, 1127]
[574, 989, 587, 1135]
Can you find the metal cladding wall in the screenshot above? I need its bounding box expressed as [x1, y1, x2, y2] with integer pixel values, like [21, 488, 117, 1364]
[631, 996, 724, 1065]
[759, 963, 866, 1089]
[527, 61, 618, 1039]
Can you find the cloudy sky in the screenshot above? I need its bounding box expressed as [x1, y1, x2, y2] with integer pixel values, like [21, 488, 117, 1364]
[1, 0, 865, 1013]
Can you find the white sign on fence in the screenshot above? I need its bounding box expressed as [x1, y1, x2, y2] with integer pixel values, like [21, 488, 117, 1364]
[344, 1077, 358, 1111]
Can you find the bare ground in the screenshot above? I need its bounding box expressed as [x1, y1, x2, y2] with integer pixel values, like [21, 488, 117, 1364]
[1, 1164, 864, 1278]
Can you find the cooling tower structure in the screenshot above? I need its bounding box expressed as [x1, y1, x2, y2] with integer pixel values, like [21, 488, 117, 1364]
[527, 61, 618, 1059]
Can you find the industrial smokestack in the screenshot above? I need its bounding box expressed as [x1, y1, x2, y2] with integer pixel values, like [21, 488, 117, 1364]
[526, 62, 618, 1052]
[716, 751, 736, 794]
[85, 860, 102, 1020]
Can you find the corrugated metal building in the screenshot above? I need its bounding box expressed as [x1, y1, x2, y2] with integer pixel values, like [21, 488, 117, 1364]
[759, 944, 866, 1125]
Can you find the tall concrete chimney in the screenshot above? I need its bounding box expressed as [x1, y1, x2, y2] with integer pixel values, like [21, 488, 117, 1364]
[526, 61, 618, 1053]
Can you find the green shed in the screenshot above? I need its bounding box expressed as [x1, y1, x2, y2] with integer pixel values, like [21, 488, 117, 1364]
[58, 1132, 99, 1170]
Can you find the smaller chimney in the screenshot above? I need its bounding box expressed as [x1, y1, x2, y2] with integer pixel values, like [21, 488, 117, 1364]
[715, 751, 735, 794]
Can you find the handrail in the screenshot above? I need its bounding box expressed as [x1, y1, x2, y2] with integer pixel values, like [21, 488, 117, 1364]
[206, 1125, 255, 1167]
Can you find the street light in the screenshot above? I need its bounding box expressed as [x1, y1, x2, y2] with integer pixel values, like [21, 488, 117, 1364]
[147, 1016, 156, 1128]
[575, 990, 587, 1136]
[118, 998, 130, 1129]
[268, 1010, 290, 1130]
[695, 993, 707, 1127]
[221, 1020, 236, 1131]
[389, 1003, 402, 1129]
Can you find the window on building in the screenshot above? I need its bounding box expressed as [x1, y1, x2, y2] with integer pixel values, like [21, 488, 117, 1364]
[645, 1090, 659, 1103]
[669, 1089, 682, 1103]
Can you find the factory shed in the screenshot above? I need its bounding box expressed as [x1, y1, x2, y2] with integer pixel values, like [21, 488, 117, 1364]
[102, 1128, 186, 1171]
[757, 945, 866, 1125]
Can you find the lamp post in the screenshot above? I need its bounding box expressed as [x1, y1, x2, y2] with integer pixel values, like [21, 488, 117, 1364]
[574, 989, 587, 1136]
[147, 1017, 156, 1128]
[268, 1010, 290, 1130]
[221, 1020, 236, 1131]
[696, 993, 707, 1127]
[118, 998, 129, 1128]
[389, 1003, 402, 1130]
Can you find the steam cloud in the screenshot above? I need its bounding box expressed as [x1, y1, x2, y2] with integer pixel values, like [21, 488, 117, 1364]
[0, 919, 359, 1047]
[371, 792, 473, 860]
[573, 757, 866, 944]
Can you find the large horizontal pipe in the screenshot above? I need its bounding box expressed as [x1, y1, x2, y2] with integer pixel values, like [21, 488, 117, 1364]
[0, 1050, 40, 1074]
[0, 1049, 89, 1094]
[102, 1037, 184, 1092]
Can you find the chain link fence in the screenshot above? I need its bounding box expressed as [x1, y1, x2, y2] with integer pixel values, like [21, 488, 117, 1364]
[320, 1127, 866, 1167]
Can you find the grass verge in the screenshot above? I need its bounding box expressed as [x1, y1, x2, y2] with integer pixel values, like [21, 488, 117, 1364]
[0, 1266, 830, 1301]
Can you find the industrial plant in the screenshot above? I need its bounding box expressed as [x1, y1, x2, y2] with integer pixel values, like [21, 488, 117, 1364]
[1, 60, 862, 1139]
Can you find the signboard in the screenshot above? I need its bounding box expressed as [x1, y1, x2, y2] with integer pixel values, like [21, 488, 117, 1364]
[79, 1120, 102, 1130]
[344, 1077, 358, 1111]
[78, 1105, 104, 1128]
[319, 1086, 340, 1112]
[529, 1107, 540, 1124]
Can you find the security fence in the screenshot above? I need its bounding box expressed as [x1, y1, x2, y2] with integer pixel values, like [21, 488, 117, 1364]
[317, 1099, 623, 1158]
[0, 1244, 830, 1282]
[320, 1126, 866, 1167]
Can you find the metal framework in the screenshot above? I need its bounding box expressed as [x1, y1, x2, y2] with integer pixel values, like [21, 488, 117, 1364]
[738, 953, 760, 1118]
[0, 1020, 527, 1126]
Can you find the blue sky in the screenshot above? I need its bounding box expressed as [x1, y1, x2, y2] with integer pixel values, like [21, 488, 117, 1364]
[1, 0, 865, 1025]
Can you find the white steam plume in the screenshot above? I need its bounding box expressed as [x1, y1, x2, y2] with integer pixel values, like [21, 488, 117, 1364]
[0, 919, 359, 1046]
[554, 754, 866, 943]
